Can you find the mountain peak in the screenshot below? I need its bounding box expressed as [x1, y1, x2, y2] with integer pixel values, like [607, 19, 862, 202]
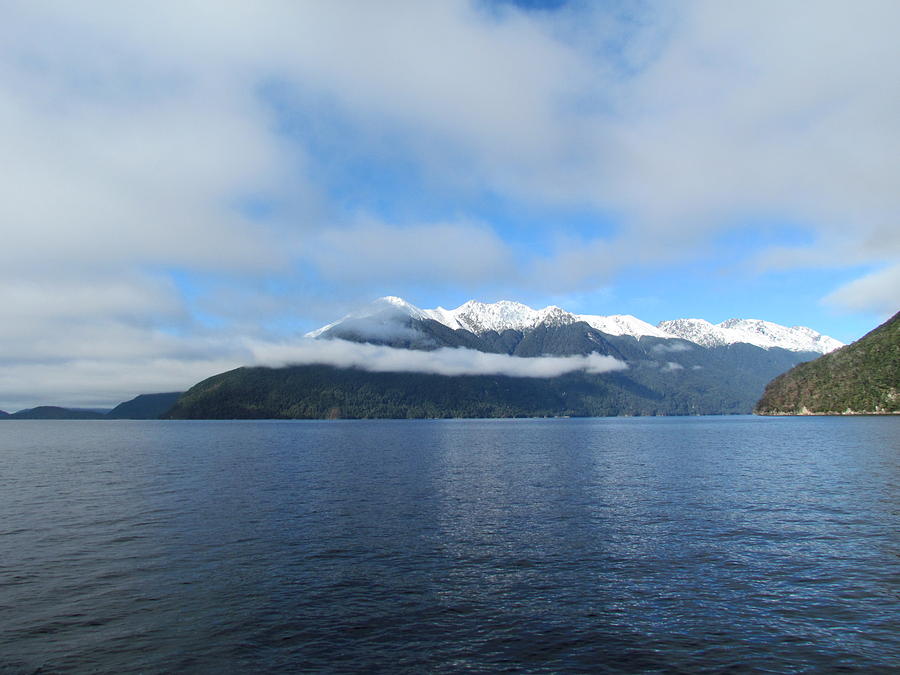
[659, 317, 842, 354]
[305, 296, 428, 338]
[425, 300, 578, 334]
[307, 296, 842, 354]
[371, 296, 429, 319]
[578, 313, 673, 339]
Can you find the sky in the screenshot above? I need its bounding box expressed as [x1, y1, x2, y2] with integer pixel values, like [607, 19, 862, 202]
[1, 0, 899, 410]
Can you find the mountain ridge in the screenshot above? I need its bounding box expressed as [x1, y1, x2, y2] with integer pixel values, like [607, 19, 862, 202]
[308, 297, 842, 354]
[1, 393, 184, 420]
[6, 406, 108, 420]
[168, 296, 830, 419]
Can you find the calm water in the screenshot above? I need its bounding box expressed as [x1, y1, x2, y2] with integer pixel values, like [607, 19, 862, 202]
[0, 416, 898, 673]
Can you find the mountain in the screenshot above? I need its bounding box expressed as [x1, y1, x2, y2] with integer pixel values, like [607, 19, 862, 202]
[1, 393, 183, 420]
[311, 297, 842, 355]
[659, 317, 843, 353]
[166, 355, 792, 420]
[167, 365, 621, 419]
[168, 340, 815, 419]
[9, 406, 107, 420]
[106, 392, 183, 419]
[755, 311, 900, 415]
[0, 410, 9, 418]
[425, 299, 682, 340]
[165, 297, 843, 420]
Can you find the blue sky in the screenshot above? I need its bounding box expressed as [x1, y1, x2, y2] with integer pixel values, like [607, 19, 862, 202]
[1, 0, 898, 409]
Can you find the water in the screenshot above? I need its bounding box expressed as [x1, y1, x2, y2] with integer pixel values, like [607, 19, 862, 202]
[1, 416, 898, 673]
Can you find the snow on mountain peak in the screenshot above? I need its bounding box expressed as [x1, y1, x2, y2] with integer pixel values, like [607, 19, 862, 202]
[424, 300, 580, 334]
[655, 319, 719, 347]
[422, 300, 672, 338]
[577, 313, 673, 339]
[371, 296, 429, 320]
[658, 317, 842, 354]
[306, 296, 843, 353]
[304, 296, 428, 337]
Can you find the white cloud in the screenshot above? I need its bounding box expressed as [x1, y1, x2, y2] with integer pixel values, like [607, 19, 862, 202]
[248, 338, 627, 379]
[0, 323, 628, 412]
[822, 264, 900, 316]
[2, 1, 899, 408]
[651, 342, 692, 354]
[4, 1, 899, 273]
[309, 220, 516, 287]
[6, 1, 899, 269]
[0, 358, 240, 412]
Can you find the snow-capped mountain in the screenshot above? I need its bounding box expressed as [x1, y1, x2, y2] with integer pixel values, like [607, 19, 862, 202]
[308, 297, 843, 354]
[719, 319, 844, 353]
[306, 296, 428, 338]
[576, 313, 673, 340]
[423, 300, 575, 333]
[423, 300, 671, 340]
[658, 318, 843, 354]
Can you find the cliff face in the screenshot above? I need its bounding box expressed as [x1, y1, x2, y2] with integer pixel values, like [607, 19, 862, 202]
[755, 311, 900, 415]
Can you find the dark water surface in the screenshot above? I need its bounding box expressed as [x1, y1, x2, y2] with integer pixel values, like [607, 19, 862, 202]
[1, 416, 898, 673]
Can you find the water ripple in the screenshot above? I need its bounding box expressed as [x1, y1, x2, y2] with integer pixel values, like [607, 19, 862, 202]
[0, 417, 898, 673]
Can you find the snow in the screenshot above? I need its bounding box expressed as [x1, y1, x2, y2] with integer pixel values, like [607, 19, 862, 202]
[427, 301, 674, 339]
[655, 319, 722, 348]
[576, 313, 672, 339]
[426, 300, 579, 334]
[307, 296, 843, 354]
[658, 318, 843, 354]
[304, 296, 429, 337]
[422, 306, 464, 331]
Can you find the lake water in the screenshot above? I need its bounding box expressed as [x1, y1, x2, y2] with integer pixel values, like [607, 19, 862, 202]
[1, 416, 898, 673]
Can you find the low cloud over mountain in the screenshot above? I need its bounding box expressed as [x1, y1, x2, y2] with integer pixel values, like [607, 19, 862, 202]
[248, 339, 628, 378]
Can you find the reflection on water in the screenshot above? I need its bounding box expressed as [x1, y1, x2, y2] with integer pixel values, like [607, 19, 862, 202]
[0, 416, 898, 672]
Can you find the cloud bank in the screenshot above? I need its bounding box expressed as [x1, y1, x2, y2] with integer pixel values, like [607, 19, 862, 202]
[248, 339, 628, 379]
[822, 264, 900, 316]
[4, 1, 897, 291]
[0, 331, 628, 411]
[1, 1, 898, 408]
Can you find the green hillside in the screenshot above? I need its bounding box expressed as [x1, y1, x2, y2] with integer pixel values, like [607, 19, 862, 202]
[166, 344, 814, 420]
[755, 311, 900, 415]
[9, 406, 107, 420]
[106, 392, 183, 419]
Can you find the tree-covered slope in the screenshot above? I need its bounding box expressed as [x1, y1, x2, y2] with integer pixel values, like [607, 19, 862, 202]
[106, 392, 183, 419]
[166, 341, 817, 420]
[167, 365, 631, 419]
[165, 305, 828, 420]
[8, 406, 107, 419]
[755, 311, 900, 415]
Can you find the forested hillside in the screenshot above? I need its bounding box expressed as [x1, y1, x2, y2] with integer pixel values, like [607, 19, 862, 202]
[756, 312, 899, 415]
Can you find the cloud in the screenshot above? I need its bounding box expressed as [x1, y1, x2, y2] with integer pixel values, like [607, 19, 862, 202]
[4, 1, 899, 279]
[309, 220, 516, 288]
[2, 1, 898, 408]
[662, 362, 684, 372]
[0, 324, 627, 412]
[0, 357, 240, 412]
[248, 338, 628, 379]
[650, 342, 692, 354]
[320, 318, 434, 348]
[822, 264, 900, 316]
[0, 45, 295, 277]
